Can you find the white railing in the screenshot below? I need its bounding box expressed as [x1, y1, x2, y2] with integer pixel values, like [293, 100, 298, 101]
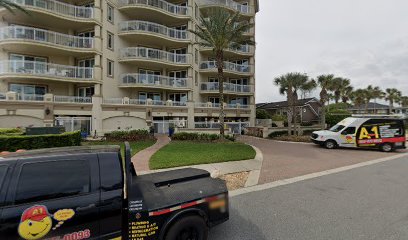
[54, 95, 92, 103]
[200, 61, 251, 73]
[129, 98, 147, 105]
[120, 47, 190, 64]
[172, 101, 187, 106]
[18, 94, 44, 101]
[0, 26, 94, 49]
[202, 44, 251, 54]
[200, 82, 252, 93]
[195, 102, 220, 108]
[119, 21, 189, 40]
[10, 0, 94, 19]
[198, 0, 252, 14]
[120, 73, 188, 88]
[0, 60, 94, 80]
[117, 0, 189, 15]
[103, 98, 124, 104]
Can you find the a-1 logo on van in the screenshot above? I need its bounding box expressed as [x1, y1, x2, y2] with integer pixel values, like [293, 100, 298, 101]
[17, 205, 83, 240]
[359, 126, 380, 140]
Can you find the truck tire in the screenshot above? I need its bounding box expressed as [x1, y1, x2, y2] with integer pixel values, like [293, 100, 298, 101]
[380, 143, 393, 152]
[324, 140, 337, 149]
[165, 215, 208, 240]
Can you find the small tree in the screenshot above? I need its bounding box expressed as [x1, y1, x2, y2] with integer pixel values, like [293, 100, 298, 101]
[256, 109, 271, 119]
[190, 9, 254, 136]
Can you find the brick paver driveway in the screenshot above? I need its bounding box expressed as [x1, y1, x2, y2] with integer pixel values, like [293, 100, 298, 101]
[238, 136, 407, 184]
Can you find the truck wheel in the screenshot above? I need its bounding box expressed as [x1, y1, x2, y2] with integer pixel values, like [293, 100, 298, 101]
[165, 215, 208, 240]
[380, 143, 393, 152]
[324, 140, 337, 149]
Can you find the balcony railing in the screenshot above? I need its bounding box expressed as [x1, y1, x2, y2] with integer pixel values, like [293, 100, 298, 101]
[17, 94, 44, 101]
[0, 60, 94, 80]
[0, 26, 94, 49]
[104, 98, 187, 107]
[54, 95, 92, 103]
[9, 0, 94, 19]
[200, 82, 252, 93]
[202, 44, 251, 54]
[120, 47, 190, 64]
[117, 0, 188, 16]
[195, 102, 249, 109]
[200, 61, 251, 73]
[119, 21, 189, 40]
[198, 0, 252, 14]
[120, 73, 188, 88]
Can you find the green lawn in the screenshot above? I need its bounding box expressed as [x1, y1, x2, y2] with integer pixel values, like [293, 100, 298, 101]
[82, 140, 156, 157]
[150, 141, 256, 169]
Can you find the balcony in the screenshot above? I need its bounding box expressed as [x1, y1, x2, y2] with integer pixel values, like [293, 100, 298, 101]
[119, 73, 190, 90]
[198, 0, 253, 15]
[54, 95, 92, 104]
[120, 47, 191, 68]
[201, 44, 252, 57]
[200, 61, 252, 76]
[0, 60, 97, 83]
[0, 93, 92, 104]
[119, 21, 189, 46]
[200, 82, 253, 94]
[0, 26, 96, 55]
[103, 97, 187, 107]
[1, 0, 97, 27]
[118, 0, 190, 24]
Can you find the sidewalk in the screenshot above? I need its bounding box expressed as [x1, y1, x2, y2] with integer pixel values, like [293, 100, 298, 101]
[139, 145, 264, 187]
[132, 134, 170, 172]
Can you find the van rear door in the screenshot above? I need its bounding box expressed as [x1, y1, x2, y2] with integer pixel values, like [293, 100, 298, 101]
[1, 154, 100, 240]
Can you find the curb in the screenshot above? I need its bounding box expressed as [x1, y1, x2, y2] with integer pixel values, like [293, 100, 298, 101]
[244, 145, 263, 187]
[230, 152, 408, 197]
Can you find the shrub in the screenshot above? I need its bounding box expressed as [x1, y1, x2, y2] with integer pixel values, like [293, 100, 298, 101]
[0, 128, 23, 135]
[268, 130, 289, 138]
[325, 113, 351, 127]
[302, 129, 318, 136]
[271, 114, 287, 121]
[300, 121, 314, 127]
[256, 109, 271, 119]
[105, 129, 153, 141]
[0, 131, 81, 152]
[171, 132, 235, 142]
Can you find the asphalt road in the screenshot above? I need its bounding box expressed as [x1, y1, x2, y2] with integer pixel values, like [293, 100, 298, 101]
[210, 155, 408, 240]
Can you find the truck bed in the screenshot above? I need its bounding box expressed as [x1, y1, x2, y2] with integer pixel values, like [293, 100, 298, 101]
[129, 168, 227, 211]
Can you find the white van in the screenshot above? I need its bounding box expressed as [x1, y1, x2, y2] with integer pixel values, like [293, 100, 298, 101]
[311, 117, 406, 152]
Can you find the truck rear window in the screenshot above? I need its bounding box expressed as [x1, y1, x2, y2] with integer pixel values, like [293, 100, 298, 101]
[15, 160, 90, 204]
[0, 165, 7, 190]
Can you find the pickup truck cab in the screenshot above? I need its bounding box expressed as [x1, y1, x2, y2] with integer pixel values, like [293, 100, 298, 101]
[311, 116, 406, 152]
[0, 143, 229, 240]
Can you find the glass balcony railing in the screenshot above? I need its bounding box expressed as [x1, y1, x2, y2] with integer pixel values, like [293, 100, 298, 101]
[119, 21, 189, 40]
[200, 61, 251, 73]
[118, 0, 188, 16]
[9, 0, 94, 19]
[200, 82, 252, 93]
[0, 26, 94, 49]
[0, 60, 94, 80]
[120, 47, 190, 64]
[54, 95, 92, 103]
[198, 0, 252, 14]
[202, 44, 251, 54]
[120, 73, 188, 88]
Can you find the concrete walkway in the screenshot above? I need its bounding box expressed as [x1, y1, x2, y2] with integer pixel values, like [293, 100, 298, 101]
[132, 134, 170, 172]
[139, 145, 264, 187]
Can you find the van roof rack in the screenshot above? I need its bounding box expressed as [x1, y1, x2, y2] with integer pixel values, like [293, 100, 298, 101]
[351, 114, 406, 119]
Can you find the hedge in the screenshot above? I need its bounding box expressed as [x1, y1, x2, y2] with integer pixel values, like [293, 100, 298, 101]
[105, 129, 154, 141]
[0, 131, 81, 152]
[268, 130, 289, 138]
[0, 128, 23, 135]
[271, 115, 287, 122]
[325, 113, 351, 127]
[171, 132, 235, 142]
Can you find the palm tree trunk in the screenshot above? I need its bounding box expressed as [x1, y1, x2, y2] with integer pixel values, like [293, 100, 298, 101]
[389, 100, 393, 115]
[287, 88, 293, 136]
[321, 103, 326, 129]
[216, 50, 225, 137]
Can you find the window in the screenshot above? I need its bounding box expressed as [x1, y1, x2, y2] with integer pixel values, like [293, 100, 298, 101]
[107, 32, 114, 50]
[107, 59, 114, 77]
[77, 86, 94, 97]
[10, 84, 46, 101]
[209, 97, 220, 104]
[195, 49, 198, 64]
[0, 165, 7, 191]
[169, 93, 187, 103]
[169, 70, 187, 79]
[195, 71, 198, 86]
[342, 127, 356, 135]
[100, 156, 122, 191]
[230, 97, 248, 105]
[15, 160, 90, 204]
[107, 4, 114, 23]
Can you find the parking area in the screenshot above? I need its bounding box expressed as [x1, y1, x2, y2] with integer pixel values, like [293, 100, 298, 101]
[238, 136, 407, 184]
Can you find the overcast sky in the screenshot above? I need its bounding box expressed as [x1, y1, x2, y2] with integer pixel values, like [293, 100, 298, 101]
[255, 0, 408, 103]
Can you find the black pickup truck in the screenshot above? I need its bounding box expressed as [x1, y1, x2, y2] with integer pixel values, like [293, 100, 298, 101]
[0, 142, 229, 240]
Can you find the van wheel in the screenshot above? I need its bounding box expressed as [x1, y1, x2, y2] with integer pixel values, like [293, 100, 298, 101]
[324, 140, 337, 149]
[380, 143, 393, 152]
[165, 215, 208, 240]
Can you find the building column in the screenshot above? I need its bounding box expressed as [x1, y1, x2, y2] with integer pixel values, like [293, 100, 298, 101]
[92, 96, 103, 135]
[187, 102, 195, 129]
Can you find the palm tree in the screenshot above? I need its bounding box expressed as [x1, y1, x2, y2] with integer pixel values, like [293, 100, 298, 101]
[364, 85, 382, 114]
[400, 96, 408, 108]
[331, 78, 352, 104]
[341, 85, 353, 103]
[350, 89, 367, 112]
[275, 72, 314, 135]
[385, 88, 402, 114]
[316, 74, 335, 128]
[300, 79, 317, 99]
[190, 9, 254, 136]
[368, 85, 385, 113]
[0, 0, 28, 14]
